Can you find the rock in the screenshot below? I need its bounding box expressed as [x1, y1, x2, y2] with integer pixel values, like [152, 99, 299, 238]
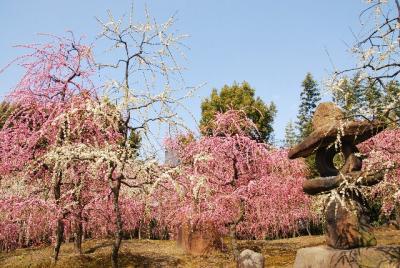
[303, 171, 385, 195]
[288, 120, 385, 159]
[314, 142, 362, 177]
[302, 170, 385, 196]
[237, 249, 265, 268]
[325, 189, 376, 249]
[311, 102, 344, 130]
[288, 101, 389, 255]
[293, 245, 400, 268]
[339, 153, 363, 174]
[177, 222, 221, 255]
[303, 175, 343, 195]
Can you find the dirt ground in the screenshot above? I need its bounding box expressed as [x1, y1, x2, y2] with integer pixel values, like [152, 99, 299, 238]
[1, 228, 399, 268]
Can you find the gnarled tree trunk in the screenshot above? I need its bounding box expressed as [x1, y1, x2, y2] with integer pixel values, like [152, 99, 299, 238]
[111, 184, 122, 268]
[74, 214, 83, 254]
[53, 179, 64, 263]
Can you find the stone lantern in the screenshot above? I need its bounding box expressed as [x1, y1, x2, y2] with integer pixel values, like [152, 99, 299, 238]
[290, 102, 400, 267]
[289, 102, 386, 249]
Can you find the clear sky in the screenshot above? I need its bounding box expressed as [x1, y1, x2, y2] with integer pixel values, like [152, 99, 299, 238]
[0, 1, 366, 142]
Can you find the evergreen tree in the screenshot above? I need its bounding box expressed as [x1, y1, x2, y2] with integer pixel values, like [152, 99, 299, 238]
[296, 73, 321, 139]
[383, 80, 400, 125]
[332, 73, 364, 114]
[332, 73, 390, 120]
[200, 81, 276, 143]
[296, 73, 321, 179]
[284, 120, 297, 148]
[364, 79, 382, 118]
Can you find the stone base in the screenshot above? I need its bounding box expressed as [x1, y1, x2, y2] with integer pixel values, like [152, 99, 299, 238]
[177, 222, 221, 255]
[293, 246, 400, 268]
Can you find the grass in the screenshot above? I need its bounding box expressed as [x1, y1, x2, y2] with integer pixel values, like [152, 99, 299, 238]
[1, 228, 399, 267]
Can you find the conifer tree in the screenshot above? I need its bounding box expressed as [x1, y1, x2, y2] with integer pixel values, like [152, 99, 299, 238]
[296, 73, 321, 140]
[364, 79, 382, 118]
[384, 81, 400, 125]
[284, 120, 297, 148]
[296, 73, 321, 179]
[332, 73, 364, 114]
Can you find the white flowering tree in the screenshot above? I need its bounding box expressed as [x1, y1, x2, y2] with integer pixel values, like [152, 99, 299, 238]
[330, 0, 400, 123]
[94, 7, 193, 268]
[328, 0, 400, 225]
[0, 6, 193, 268]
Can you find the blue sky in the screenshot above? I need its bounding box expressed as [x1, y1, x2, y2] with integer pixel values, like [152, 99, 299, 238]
[0, 1, 366, 142]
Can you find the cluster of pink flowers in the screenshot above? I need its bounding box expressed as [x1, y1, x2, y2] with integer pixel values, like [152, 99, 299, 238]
[0, 36, 126, 251]
[156, 110, 315, 240]
[359, 128, 400, 217]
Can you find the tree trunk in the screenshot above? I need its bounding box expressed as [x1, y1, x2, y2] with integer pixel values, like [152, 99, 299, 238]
[229, 225, 239, 260]
[72, 175, 84, 254]
[306, 221, 311, 236]
[229, 199, 245, 261]
[111, 187, 122, 268]
[18, 221, 24, 247]
[53, 219, 64, 262]
[74, 215, 83, 254]
[138, 221, 142, 240]
[53, 181, 64, 263]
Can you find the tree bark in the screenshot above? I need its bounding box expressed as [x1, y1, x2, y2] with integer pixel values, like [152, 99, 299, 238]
[74, 214, 83, 254]
[138, 221, 142, 240]
[53, 181, 64, 263]
[229, 225, 239, 260]
[73, 176, 83, 254]
[111, 185, 122, 268]
[229, 199, 245, 260]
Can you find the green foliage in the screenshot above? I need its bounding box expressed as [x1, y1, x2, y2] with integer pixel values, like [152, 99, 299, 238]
[383, 80, 400, 125]
[296, 73, 321, 140]
[295, 73, 320, 178]
[305, 155, 319, 179]
[332, 73, 364, 114]
[364, 80, 383, 117]
[128, 130, 141, 154]
[284, 120, 297, 148]
[200, 81, 276, 143]
[332, 74, 400, 124]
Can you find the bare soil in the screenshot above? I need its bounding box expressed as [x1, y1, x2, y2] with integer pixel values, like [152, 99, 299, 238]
[1, 228, 399, 268]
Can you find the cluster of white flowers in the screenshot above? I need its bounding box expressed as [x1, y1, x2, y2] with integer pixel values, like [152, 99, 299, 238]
[193, 152, 212, 165]
[191, 175, 207, 202]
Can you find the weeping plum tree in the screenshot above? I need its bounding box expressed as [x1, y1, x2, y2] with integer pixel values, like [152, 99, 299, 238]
[0, 5, 192, 268]
[0, 35, 109, 261]
[0, 34, 156, 261]
[157, 110, 314, 258]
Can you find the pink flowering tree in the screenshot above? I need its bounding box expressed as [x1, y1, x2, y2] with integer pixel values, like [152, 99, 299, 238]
[0, 34, 123, 260]
[157, 110, 314, 257]
[1, 6, 193, 268]
[358, 128, 400, 223]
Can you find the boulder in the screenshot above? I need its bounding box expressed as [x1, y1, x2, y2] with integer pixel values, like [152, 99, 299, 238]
[311, 102, 344, 129]
[294, 245, 400, 268]
[237, 249, 265, 268]
[177, 222, 221, 255]
[325, 190, 376, 249]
